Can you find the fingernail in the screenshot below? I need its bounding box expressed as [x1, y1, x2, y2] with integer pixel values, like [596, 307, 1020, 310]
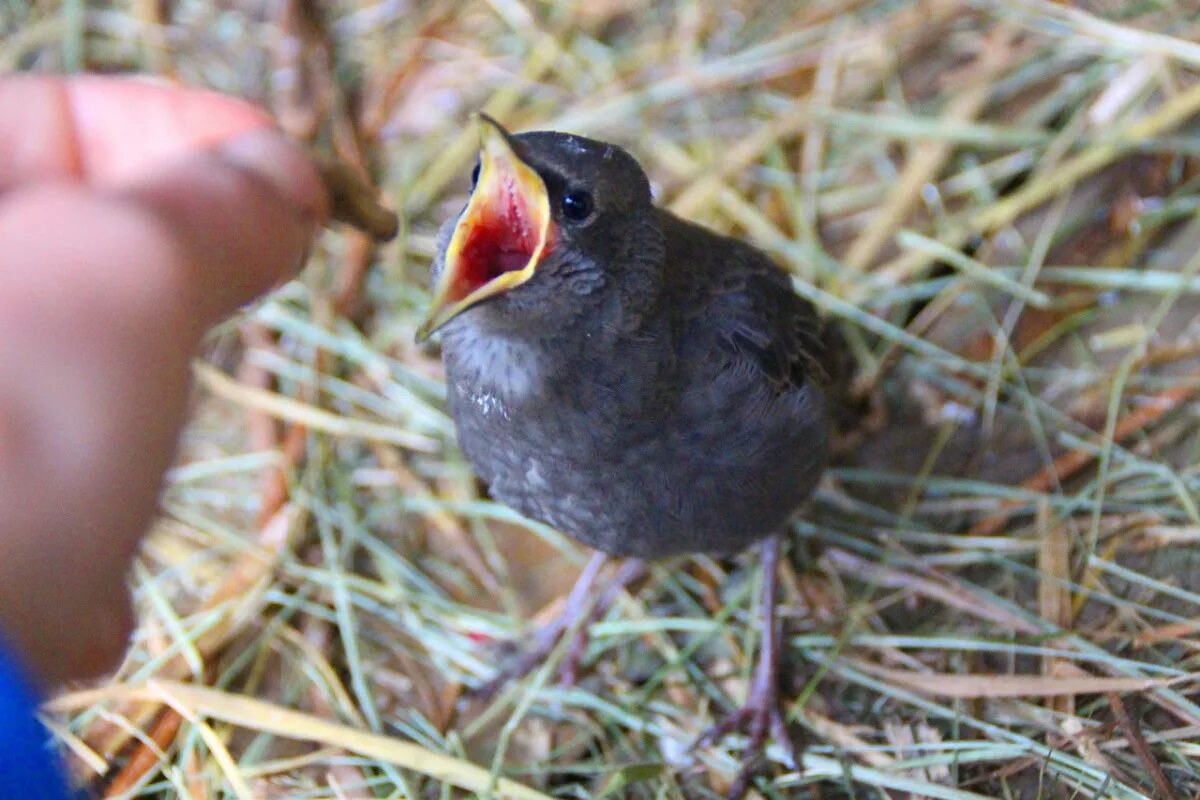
[216, 129, 328, 225]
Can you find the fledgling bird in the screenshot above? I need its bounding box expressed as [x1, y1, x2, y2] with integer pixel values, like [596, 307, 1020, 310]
[419, 115, 832, 796]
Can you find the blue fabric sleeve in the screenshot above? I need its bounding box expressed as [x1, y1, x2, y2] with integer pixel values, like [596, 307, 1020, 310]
[0, 634, 71, 800]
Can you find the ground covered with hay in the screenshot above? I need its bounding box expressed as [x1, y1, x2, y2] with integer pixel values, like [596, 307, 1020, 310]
[14, 1, 1200, 797]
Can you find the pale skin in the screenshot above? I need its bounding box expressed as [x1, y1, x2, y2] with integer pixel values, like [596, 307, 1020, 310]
[0, 76, 327, 687]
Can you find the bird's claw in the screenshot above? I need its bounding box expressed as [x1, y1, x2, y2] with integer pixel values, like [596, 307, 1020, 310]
[472, 622, 589, 702]
[694, 687, 799, 800]
[471, 554, 648, 702]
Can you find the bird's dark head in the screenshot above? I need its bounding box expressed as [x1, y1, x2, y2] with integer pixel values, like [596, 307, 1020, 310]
[418, 115, 663, 340]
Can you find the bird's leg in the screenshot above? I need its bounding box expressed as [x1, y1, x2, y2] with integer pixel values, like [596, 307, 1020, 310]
[560, 557, 648, 685]
[696, 535, 799, 799]
[475, 553, 647, 700]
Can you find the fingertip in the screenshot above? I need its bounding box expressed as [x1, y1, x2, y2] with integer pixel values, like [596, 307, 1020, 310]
[65, 76, 278, 185]
[0, 75, 325, 325]
[115, 135, 324, 322]
[216, 128, 329, 226]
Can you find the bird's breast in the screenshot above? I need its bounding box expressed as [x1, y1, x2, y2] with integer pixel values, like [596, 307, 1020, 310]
[439, 320, 822, 557]
[442, 324, 542, 402]
[466, 388, 511, 420]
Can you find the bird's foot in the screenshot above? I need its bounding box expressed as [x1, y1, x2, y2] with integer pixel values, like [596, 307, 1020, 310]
[473, 613, 589, 701]
[473, 554, 647, 701]
[695, 672, 799, 799]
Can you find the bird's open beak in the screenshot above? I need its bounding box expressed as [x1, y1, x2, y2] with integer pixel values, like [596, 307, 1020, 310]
[416, 114, 552, 341]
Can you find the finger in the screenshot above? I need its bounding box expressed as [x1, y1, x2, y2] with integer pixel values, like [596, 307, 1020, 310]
[0, 79, 326, 687]
[0, 186, 196, 685]
[0, 74, 280, 189]
[0, 75, 326, 319]
[0, 75, 81, 187]
[115, 127, 326, 325]
[0, 168, 319, 684]
[66, 75, 277, 185]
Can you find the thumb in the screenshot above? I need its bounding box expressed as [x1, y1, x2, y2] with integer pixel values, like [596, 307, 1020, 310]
[114, 128, 327, 327]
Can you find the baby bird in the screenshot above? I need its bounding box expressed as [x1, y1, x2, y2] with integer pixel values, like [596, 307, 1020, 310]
[420, 115, 832, 796]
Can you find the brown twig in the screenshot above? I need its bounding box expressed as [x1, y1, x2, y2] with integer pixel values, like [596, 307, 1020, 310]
[314, 152, 400, 243]
[101, 707, 182, 798]
[1107, 691, 1180, 800]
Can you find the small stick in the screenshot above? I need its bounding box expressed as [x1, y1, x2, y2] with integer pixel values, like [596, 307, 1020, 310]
[1107, 691, 1180, 800]
[101, 708, 182, 798]
[314, 153, 400, 242]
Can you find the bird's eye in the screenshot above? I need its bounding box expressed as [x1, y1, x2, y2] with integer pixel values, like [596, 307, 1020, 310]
[561, 190, 594, 222]
[470, 162, 481, 188]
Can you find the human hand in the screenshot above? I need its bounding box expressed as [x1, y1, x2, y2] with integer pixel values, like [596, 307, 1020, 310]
[0, 75, 326, 687]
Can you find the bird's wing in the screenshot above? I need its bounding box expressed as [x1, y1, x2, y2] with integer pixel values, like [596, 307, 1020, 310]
[674, 231, 829, 397]
[724, 253, 827, 394]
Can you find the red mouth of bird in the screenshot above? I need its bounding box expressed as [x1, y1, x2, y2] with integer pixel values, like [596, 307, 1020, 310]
[448, 180, 542, 305]
[417, 116, 552, 340]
